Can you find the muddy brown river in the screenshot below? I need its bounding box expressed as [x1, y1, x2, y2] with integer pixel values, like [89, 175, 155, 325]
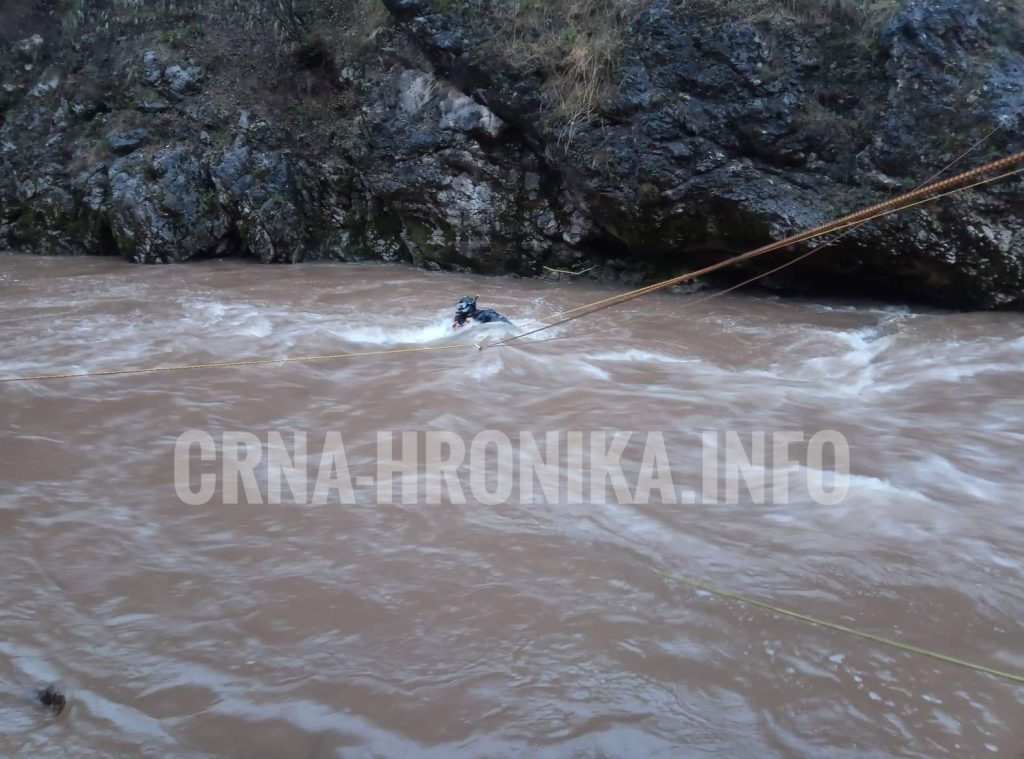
[1, 254, 1023, 756]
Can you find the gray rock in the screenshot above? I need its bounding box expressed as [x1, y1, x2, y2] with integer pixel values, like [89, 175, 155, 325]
[69, 94, 103, 119]
[0, 160, 21, 225]
[108, 147, 231, 262]
[137, 98, 171, 113]
[390, 0, 1024, 306]
[398, 70, 435, 115]
[142, 51, 163, 85]
[211, 144, 315, 263]
[106, 128, 149, 155]
[0, 0, 1020, 308]
[163, 64, 204, 95]
[29, 71, 60, 98]
[8, 166, 110, 256]
[382, 0, 429, 19]
[438, 91, 504, 139]
[1, 82, 25, 111]
[140, 52, 204, 96]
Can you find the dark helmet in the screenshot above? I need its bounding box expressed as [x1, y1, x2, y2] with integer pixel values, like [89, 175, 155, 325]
[455, 295, 477, 316]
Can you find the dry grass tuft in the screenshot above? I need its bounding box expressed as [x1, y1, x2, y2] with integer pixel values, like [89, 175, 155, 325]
[474, 0, 903, 140]
[489, 0, 651, 140]
[777, 0, 903, 41]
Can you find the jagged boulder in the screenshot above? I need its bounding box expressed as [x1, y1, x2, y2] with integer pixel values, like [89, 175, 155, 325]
[107, 147, 231, 262]
[352, 64, 587, 273]
[106, 128, 149, 155]
[9, 166, 111, 256]
[211, 142, 313, 263]
[141, 51, 205, 96]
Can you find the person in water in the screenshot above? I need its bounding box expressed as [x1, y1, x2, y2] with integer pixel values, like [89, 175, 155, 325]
[452, 295, 512, 330]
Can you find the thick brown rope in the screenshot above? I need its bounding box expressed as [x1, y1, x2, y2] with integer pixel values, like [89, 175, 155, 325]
[510, 166, 1024, 336]
[490, 152, 1024, 347]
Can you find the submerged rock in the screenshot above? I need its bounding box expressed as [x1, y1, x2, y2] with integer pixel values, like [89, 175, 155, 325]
[36, 686, 67, 716]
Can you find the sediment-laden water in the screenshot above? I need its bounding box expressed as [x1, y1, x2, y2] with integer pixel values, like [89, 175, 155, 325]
[2, 254, 1023, 756]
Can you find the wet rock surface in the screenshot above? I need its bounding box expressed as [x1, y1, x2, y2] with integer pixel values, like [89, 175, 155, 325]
[0, 0, 1020, 307]
[107, 147, 231, 263]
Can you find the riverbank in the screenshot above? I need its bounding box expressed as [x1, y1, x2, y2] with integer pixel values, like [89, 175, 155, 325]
[0, 0, 1021, 308]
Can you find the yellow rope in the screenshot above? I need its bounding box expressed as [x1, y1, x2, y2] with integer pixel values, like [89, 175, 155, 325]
[660, 570, 1024, 686]
[0, 342, 478, 383]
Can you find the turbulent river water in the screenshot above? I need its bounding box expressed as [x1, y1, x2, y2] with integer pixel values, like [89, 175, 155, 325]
[1, 254, 1023, 757]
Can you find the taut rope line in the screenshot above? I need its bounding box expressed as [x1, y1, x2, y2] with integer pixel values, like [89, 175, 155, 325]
[674, 116, 1023, 312]
[661, 571, 1024, 686]
[489, 152, 1024, 347]
[507, 165, 1024, 331]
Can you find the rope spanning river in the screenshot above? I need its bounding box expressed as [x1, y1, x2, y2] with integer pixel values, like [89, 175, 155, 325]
[1, 254, 1023, 756]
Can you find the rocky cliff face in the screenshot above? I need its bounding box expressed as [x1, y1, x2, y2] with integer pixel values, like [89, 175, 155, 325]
[0, 0, 1021, 307]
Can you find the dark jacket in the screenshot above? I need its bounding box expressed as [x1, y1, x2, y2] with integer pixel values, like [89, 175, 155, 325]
[453, 296, 512, 329]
